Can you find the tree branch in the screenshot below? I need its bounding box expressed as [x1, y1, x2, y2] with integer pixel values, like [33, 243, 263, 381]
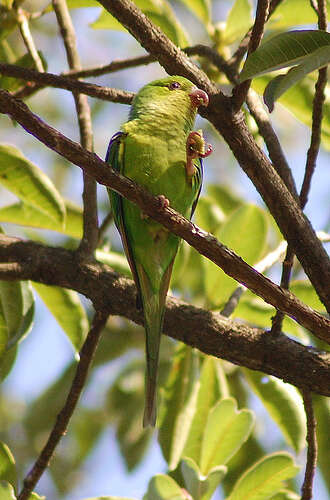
[0, 235, 329, 397]
[97, 0, 330, 315]
[17, 309, 108, 500]
[301, 391, 318, 500]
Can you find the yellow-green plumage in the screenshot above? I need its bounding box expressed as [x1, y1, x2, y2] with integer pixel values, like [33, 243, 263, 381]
[106, 76, 207, 426]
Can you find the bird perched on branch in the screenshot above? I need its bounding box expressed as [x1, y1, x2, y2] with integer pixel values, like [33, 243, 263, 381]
[106, 75, 211, 427]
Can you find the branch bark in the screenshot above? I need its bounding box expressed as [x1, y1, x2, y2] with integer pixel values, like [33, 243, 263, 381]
[0, 235, 329, 397]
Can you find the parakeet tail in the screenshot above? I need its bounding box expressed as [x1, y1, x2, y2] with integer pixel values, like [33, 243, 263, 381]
[136, 261, 174, 428]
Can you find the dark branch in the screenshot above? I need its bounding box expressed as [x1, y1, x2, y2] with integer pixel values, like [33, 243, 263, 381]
[301, 391, 318, 500]
[17, 310, 108, 500]
[0, 235, 329, 397]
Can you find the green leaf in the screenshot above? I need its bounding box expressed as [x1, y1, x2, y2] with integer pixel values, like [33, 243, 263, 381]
[227, 452, 300, 500]
[143, 474, 185, 500]
[269, 490, 300, 500]
[290, 280, 325, 311]
[96, 249, 131, 278]
[0, 51, 47, 91]
[81, 497, 136, 500]
[264, 45, 330, 111]
[207, 185, 243, 215]
[0, 281, 34, 354]
[158, 344, 200, 470]
[0, 200, 82, 238]
[32, 283, 89, 354]
[183, 357, 229, 465]
[0, 442, 16, 488]
[268, 0, 317, 30]
[175, 0, 211, 24]
[243, 370, 306, 452]
[0, 144, 65, 225]
[0, 345, 17, 382]
[240, 30, 330, 81]
[194, 196, 225, 233]
[223, 0, 252, 45]
[0, 481, 16, 500]
[200, 398, 255, 475]
[314, 396, 330, 492]
[204, 204, 268, 307]
[181, 457, 227, 500]
[91, 1, 189, 47]
[106, 360, 152, 470]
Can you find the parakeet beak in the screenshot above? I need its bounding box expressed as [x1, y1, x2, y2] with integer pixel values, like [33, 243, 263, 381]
[189, 88, 209, 108]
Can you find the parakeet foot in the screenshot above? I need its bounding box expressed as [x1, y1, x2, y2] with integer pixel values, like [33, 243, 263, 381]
[186, 130, 213, 177]
[157, 194, 170, 209]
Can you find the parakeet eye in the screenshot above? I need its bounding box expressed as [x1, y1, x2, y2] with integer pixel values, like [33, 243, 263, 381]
[168, 81, 181, 90]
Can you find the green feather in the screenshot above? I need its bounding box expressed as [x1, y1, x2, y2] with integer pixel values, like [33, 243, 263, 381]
[107, 76, 205, 427]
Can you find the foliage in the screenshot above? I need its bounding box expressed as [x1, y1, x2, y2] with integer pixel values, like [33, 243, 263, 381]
[0, 0, 329, 499]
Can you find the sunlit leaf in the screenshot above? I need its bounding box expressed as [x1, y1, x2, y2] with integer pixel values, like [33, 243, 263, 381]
[200, 398, 254, 475]
[0, 144, 65, 225]
[181, 457, 227, 500]
[204, 204, 268, 307]
[194, 196, 225, 233]
[227, 452, 300, 500]
[0, 200, 82, 238]
[264, 46, 330, 111]
[143, 474, 185, 500]
[0, 442, 16, 488]
[268, 0, 317, 30]
[0, 280, 34, 355]
[240, 30, 330, 81]
[96, 249, 131, 277]
[158, 344, 200, 470]
[269, 490, 300, 500]
[183, 357, 229, 465]
[91, 1, 189, 47]
[32, 283, 89, 354]
[290, 280, 325, 311]
[223, 0, 252, 45]
[175, 0, 211, 24]
[0, 481, 16, 500]
[207, 185, 243, 215]
[243, 370, 306, 452]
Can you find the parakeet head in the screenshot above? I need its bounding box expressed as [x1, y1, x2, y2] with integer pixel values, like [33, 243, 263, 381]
[129, 76, 208, 131]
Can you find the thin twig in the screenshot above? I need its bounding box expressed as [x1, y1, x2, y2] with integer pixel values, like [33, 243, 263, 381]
[232, 0, 270, 109]
[17, 310, 108, 500]
[52, 0, 98, 259]
[98, 210, 114, 246]
[301, 390, 318, 500]
[16, 7, 44, 72]
[271, 0, 328, 335]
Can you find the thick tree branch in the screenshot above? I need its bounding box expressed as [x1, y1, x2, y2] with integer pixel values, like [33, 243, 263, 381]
[0, 92, 329, 341]
[97, 0, 330, 315]
[0, 235, 329, 397]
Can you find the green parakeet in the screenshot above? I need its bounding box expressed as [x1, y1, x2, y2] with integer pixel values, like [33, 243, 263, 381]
[106, 75, 211, 427]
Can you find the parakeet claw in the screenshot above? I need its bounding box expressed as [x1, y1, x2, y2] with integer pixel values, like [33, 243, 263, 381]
[186, 130, 213, 178]
[157, 194, 170, 209]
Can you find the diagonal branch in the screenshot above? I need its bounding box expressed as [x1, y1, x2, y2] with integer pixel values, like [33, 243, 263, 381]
[0, 235, 329, 396]
[17, 309, 108, 500]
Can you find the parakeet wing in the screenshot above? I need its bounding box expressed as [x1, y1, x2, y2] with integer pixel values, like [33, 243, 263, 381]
[106, 131, 143, 305]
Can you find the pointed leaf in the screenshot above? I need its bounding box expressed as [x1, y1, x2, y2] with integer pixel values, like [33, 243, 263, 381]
[143, 474, 185, 500]
[223, 0, 252, 45]
[227, 452, 300, 500]
[202, 466, 228, 500]
[175, 0, 211, 24]
[0, 280, 34, 353]
[0, 200, 82, 238]
[91, 1, 189, 47]
[243, 370, 306, 452]
[240, 30, 330, 81]
[264, 45, 330, 111]
[200, 398, 254, 475]
[181, 457, 227, 500]
[0, 145, 65, 225]
[158, 345, 200, 470]
[204, 204, 267, 307]
[32, 283, 89, 354]
[183, 357, 229, 465]
[0, 442, 16, 488]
